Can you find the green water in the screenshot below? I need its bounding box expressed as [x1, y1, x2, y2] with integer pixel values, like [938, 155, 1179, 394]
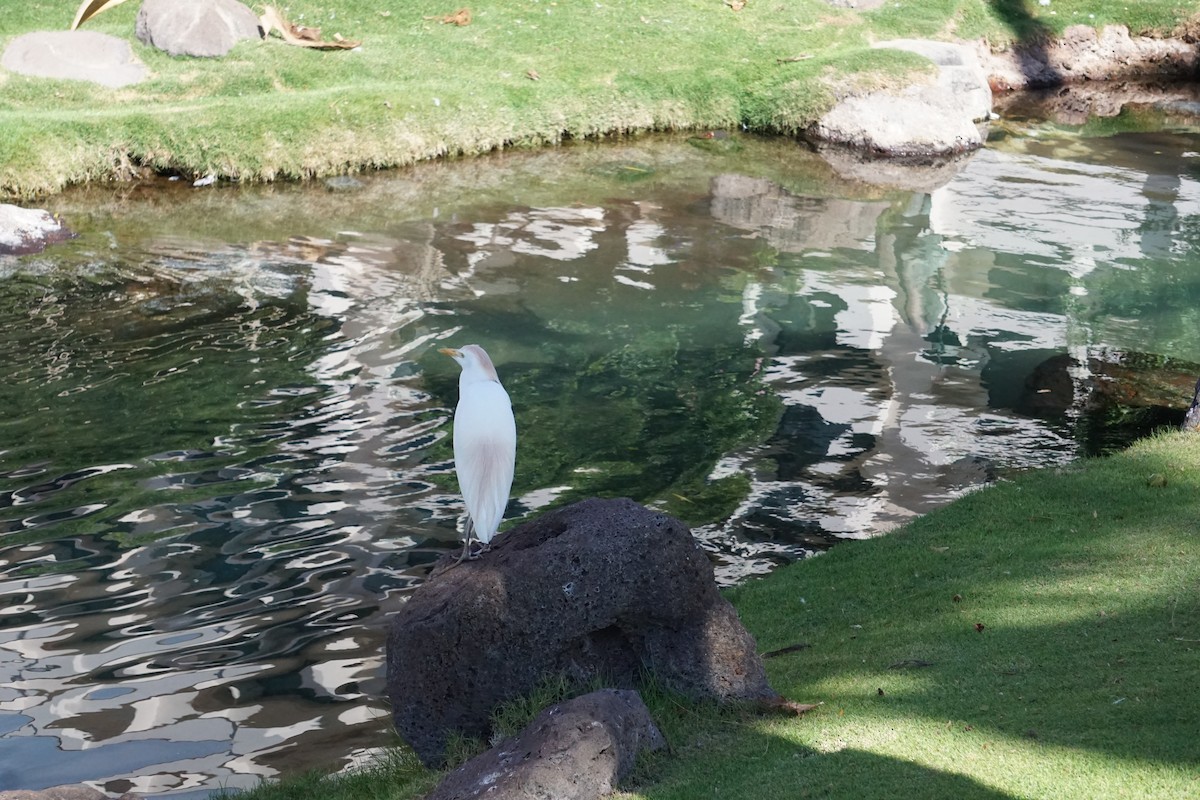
[1, 128, 1199, 796]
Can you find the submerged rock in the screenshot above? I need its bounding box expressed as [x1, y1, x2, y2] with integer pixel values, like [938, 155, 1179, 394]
[426, 689, 665, 800]
[0, 204, 73, 255]
[136, 0, 263, 58]
[385, 497, 777, 766]
[0, 31, 149, 88]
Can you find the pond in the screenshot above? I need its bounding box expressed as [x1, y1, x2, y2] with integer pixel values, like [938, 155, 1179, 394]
[3, 111, 1200, 796]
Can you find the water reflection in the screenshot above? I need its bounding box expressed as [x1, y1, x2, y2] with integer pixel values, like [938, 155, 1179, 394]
[2, 132, 1199, 795]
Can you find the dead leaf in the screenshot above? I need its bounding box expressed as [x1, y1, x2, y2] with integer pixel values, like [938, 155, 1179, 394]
[724, 0, 747, 10]
[952, 593, 963, 602]
[261, 5, 360, 49]
[70, 0, 131, 30]
[776, 54, 813, 63]
[759, 697, 823, 716]
[526, 69, 540, 81]
[430, 8, 472, 26]
[974, 622, 986, 633]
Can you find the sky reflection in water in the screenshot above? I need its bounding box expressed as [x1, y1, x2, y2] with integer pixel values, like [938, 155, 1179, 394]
[2, 130, 1200, 795]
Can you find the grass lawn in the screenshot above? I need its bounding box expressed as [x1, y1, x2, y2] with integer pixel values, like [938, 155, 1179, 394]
[230, 431, 1200, 799]
[1, 0, 1196, 199]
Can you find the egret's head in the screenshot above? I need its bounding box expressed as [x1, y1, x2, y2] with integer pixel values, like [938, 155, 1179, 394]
[439, 344, 500, 384]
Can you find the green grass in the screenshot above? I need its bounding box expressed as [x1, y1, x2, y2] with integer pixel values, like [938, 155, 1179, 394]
[666, 429, 1200, 799]
[224, 431, 1200, 800]
[2, 0, 1197, 199]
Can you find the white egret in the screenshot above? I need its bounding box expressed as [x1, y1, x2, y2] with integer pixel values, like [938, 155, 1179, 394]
[439, 344, 517, 563]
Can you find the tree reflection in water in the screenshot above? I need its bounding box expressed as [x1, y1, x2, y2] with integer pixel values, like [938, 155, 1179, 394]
[1, 131, 1199, 794]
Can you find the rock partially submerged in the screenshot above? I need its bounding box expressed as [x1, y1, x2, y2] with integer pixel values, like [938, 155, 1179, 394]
[136, 0, 262, 58]
[0, 30, 149, 88]
[385, 497, 777, 766]
[0, 204, 73, 255]
[426, 689, 665, 800]
[810, 39, 992, 159]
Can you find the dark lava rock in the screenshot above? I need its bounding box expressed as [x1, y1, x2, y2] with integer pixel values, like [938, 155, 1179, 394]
[136, 0, 262, 58]
[385, 497, 777, 766]
[426, 688, 665, 800]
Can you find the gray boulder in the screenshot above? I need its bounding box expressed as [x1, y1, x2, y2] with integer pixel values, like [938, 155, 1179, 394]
[385, 497, 777, 766]
[136, 0, 262, 58]
[811, 39, 991, 158]
[426, 689, 665, 800]
[0, 31, 148, 88]
[0, 204, 73, 255]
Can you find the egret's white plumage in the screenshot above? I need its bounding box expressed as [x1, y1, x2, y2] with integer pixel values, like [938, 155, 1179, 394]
[439, 344, 516, 560]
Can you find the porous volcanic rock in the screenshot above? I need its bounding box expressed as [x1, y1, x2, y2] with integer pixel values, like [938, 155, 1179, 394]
[0, 204, 73, 255]
[136, 0, 262, 58]
[425, 689, 665, 800]
[385, 497, 777, 766]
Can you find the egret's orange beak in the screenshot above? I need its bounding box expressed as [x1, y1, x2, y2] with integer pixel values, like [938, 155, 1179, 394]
[438, 347, 461, 357]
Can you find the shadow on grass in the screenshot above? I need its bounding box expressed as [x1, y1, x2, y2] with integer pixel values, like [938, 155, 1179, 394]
[636, 734, 1017, 800]
[989, 0, 1064, 87]
[698, 434, 1200, 797]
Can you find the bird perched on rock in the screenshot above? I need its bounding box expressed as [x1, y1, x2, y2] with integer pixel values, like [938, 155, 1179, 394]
[439, 344, 517, 563]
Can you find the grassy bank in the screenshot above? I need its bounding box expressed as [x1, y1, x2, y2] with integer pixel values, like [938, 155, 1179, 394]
[232, 430, 1200, 799]
[1, 0, 1195, 199]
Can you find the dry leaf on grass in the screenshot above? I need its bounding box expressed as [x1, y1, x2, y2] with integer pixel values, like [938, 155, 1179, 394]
[261, 5, 361, 49]
[426, 8, 472, 26]
[723, 0, 747, 10]
[759, 697, 823, 716]
[776, 54, 813, 63]
[526, 69, 540, 81]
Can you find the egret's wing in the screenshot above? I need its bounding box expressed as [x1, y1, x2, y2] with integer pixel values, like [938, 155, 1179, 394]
[452, 383, 516, 542]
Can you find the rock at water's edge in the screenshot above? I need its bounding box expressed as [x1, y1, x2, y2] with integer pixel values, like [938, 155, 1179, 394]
[810, 39, 991, 159]
[385, 497, 777, 766]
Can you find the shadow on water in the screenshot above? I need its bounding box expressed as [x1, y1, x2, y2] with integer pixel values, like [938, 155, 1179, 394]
[2, 121, 1200, 793]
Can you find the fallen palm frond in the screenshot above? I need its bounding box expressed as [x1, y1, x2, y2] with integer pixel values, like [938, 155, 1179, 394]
[260, 4, 361, 50]
[69, 0, 130, 30]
